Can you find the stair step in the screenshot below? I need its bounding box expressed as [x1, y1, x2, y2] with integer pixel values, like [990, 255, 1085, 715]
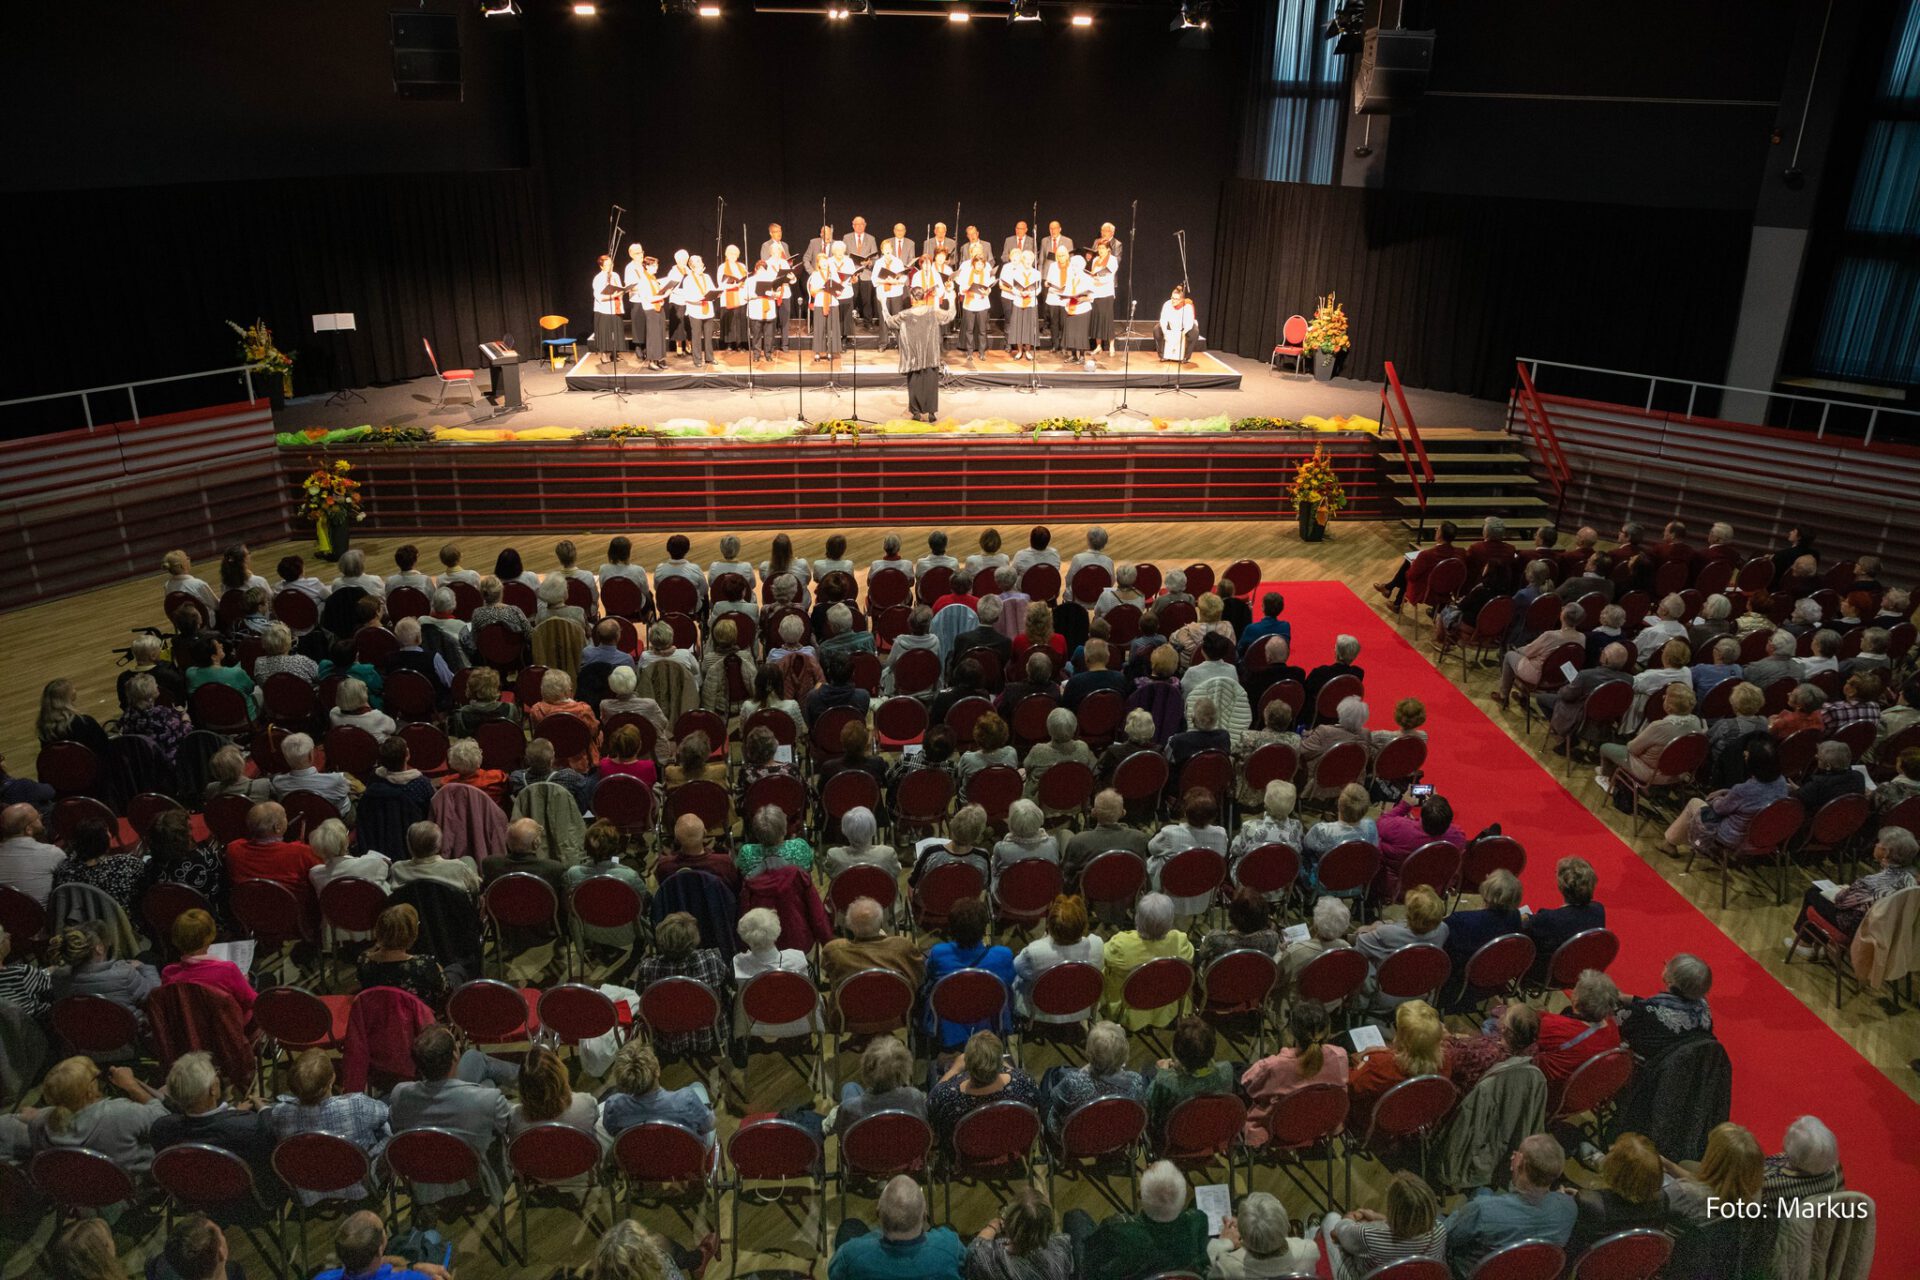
[1381, 451, 1530, 466]
[1383, 473, 1539, 486]
[1392, 494, 1551, 511]
[1405, 524, 1547, 545]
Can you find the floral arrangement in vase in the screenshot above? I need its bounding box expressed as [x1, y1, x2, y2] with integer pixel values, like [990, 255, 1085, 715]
[1303, 293, 1351, 354]
[298, 458, 364, 558]
[227, 318, 295, 397]
[1289, 445, 1347, 541]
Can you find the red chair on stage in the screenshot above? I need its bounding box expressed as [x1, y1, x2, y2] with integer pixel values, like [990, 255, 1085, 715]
[1271, 313, 1309, 375]
[423, 338, 477, 404]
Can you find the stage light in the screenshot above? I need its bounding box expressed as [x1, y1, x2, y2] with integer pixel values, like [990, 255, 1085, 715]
[826, 5, 848, 16]
[1323, 0, 1366, 54]
[698, 2, 721, 12]
[481, 0, 522, 16]
[1069, 11, 1093, 26]
[572, 1, 597, 13]
[1172, 0, 1209, 30]
[948, 8, 971, 21]
[1008, 0, 1040, 23]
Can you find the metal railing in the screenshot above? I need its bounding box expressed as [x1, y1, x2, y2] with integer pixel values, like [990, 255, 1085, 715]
[1511, 361, 1572, 498]
[0, 364, 263, 434]
[1379, 360, 1433, 538]
[1511, 356, 1920, 446]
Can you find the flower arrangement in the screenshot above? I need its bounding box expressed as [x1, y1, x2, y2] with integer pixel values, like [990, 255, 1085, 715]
[1028, 416, 1104, 441]
[583, 424, 656, 441]
[1303, 293, 1351, 355]
[298, 457, 365, 537]
[227, 318, 295, 396]
[1231, 416, 1303, 432]
[365, 425, 432, 445]
[1290, 444, 1347, 525]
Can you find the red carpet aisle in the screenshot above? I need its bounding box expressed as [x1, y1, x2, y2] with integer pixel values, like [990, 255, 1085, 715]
[1264, 581, 1918, 1274]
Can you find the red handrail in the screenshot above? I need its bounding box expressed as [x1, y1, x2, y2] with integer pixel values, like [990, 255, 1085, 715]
[1380, 361, 1432, 534]
[1512, 361, 1572, 496]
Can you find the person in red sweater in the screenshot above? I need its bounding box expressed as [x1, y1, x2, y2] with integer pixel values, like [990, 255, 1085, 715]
[1531, 969, 1622, 1083]
[225, 802, 323, 909]
[1376, 521, 1464, 612]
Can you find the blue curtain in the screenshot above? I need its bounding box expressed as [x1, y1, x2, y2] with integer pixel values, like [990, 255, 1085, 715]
[1240, 0, 1346, 184]
[1813, 0, 1920, 386]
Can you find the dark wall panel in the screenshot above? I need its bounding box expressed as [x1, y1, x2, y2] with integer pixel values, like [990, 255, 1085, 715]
[1208, 177, 1753, 400]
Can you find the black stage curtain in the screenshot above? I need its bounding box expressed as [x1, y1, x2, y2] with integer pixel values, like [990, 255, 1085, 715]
[1207, 177, 1754, 400]
[6, 170, 550, 416]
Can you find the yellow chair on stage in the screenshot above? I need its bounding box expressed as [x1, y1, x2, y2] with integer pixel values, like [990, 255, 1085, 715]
[540, 315, 579, 370]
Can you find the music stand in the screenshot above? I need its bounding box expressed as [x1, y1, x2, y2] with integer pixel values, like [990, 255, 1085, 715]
[313, 313, 365, 406]
[1109, 299, 1148, 421]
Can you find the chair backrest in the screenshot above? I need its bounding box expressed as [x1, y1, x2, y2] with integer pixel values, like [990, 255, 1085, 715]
[1158, 846, 1227, 901]
[1078, 850, 1148, 912]
[1366, 1074, 1458, 1143]
[1296, 945, 1370, 1005]
[1311, 739, 1369, 793]
[1375, 943, 1452, 999]
[639, 974, 723, 1036]
[739, 968, 820, 1028]
[272, 1130, 372, 1197]
[1265, 1080, 1350, 1150]
[323, 724, 380, 779]
[893, 767, 953, 826]
[0, 885, 46, 946]
[892, 647, 943, 697]
[1570, 1228, 1673, 1280]
[1281, 314, 1309, 344]
[318, 874, 389, 937]
[612, 1120, 711, 1183]
[1232, 842, 1299, 895]
[1111, 749, 1170, 802]
[918, 564, 954, 605]
[152, 1141, 256, 1211]
[945, 694, 995, 745]
[51, 994, 141, 1057]
[509, 1121, 602, 1187]
[384, 669, 438, 722]
[1027, 960, 1105, 1019]
[664, 778, 730, 834]
[139, 880, 213, 948]
[446, 978, 532, 1043]
[823, 769, 883, 828]
[386, 1125, 480, 1187]
[1463, 933, 1537, 994]
[1397, 841, 1461, 899]
[484, 870, 560, 932]
[728, 1116, 820, 1180]
[1548, 927, 1620, 986]
[188, 682, 252, 734]
[1021, 562, 1062, 602]
[950, 1100, 1040, 1169]
[1805, 792, 1871, 847]
[993, 857, 1064, 924]
[1160, 1093, 1245, 1163]
[1121, 955, 1194, 1015]
[536, 983, 620, 1043]
[254, 985, 342, 1050]
[1741, 796, 1806, 853]
[832, 967, 917, 1035]
[913, 860, 986, 927]
[1070, 563, 1113, 606]
[592, 773, 657, 834]
[1358, 1263, 1448, 1280]
[966, 764, 1024, 823]
[1648, 731, 1709, 783]
[842, 1110, 934, 1178]
[1201, 948, 1278, 1013]
[30, 1147, 137, 1211]
[1057, 1095, 1148, 1159]
[1554, 1046, 1636, 1121]
[1177, 750, 1233, 802]
[1467, 1240, 1565, 1280]
[1315, 840, 1381, 894]
[570, 874, 645, 930]
[229, 877, 308, 945]
[1461, 835, 1527, 886]
[929, 967, 1008, 1027]
[1371, 734, 1427, 786]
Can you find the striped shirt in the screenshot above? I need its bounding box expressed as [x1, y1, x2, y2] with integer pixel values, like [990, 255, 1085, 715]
[0, 961, 51, 1017]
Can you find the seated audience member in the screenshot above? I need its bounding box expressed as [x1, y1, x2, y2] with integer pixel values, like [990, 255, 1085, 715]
[389, 819, 482, 894]
[1060, 788, 1149, 891]
[1626, 638, 1693, 732]
[1348, 999, 1450, 1116]
[1322, 1170, 1448, 1280]
[1354, 885, 1449, 1019]
[1604, 679, 1704, 794]
[966, 1186, 1075, 1280]
[1633, 593, 1690, 665]
[1144, 1015, 1235, 1135]
[1207, 1190, 1318, 1278]
[358, 737, 436, 855]
[1523, 855, 1605, 974]
[1770, 682, 1828, 737]
[526, 669, 600, 771]
[1228, 780, 1303, 884]
[1097, 708, 1163, 782]
[46, 919, 160, 1025]
[150, 1215, 242, 1280]
[1042, 1019, 1144, 1134]
[1374, 790, 1465, 902]
[1301, 695, 1370, 779]
[181, 637, 259, 718]
[923, 897, 1017, 1049]
[1497, 602, 1585, 708]
[0, 924, 49, 1017]
[1148, 787, 1228, 919]
[508, 735, 592, 813]
[992, 799, 1061, 886]
[1194, 885, 1281, 972]
[1584, 605, 1629, 668]
[1442, 1133, 1575, 1272]
[330, 677, 397, 743]
[1742, 629, 1803, 690]
[662, 732, 730, 826]
[1534, 969, 1623, 1084]
[267, 1049, 391, 1205]
[1242, 1001, 1348, 1146]
[118, 671, 192, 764]
[1243, 635, 1308, 706]
[1567, 1133, 1667, 1258]
[1844, 627, 1894, 679]
[831, 1035, 928, 1143]
[224, 800, 322, 905]
[308, 815, 390, 896]
[736, 723, 797, 804]
[1303, 784, 1379, 896]
[51, 818, 146, 914]
[1281, 895, 1354, 999]
[387, 1024, 515, 1204]
[735, 801, 814, 878]
[151, 1050, 270, 1165]
[633, 912, 729, 1059]
[447, 666, 521, 739]
[1062, 638, 1128, 708]
[269, 731, 353, 814]
[1233, 702, 1301, 809]
[823, 895, 925, 989]
[1240, 591, 1292, 654]
[204, 744, 274, 807]
[357, 903, 450, 1008]
[733, 906, 820, 1040]
[1663, 737, 1788, 857]
[912, 803, 993, 892]
[825, 805, 900, 881]
[1023, 708, 1098, 799]
[829, 1175, 965, 1280]
[653, 811, 740, 892]
[881, 606, 939, 694]
[1794, 737, 1867, 823]
[1065, 1160, 1209, 1280]
[1441, 870, 1524, 1002]
[999, 650, 1059, 723]
[118, 632, 192, 708]
[1304, 634, 1365, 707]
[580, 616, 636, 674]
[1013, 602, 1068, 669]
[0, 802, 66, 903]
[1618, 952, 1714, 1060]
[534, 571, 585, 628]
[930, 1030, 1041, 1151]
[26, 1054, 168, 1175]
[1790, 824, 1916, 951]
[1167, 695, 1232, 774]
[1170, 596, 1235, 667]
[1095, 562, 1146, 616]
[1765, 1115, 1845, 1202]
[1689, 637, 1745, 699]
[1662, 1122, 1772, 1277]
[161, 908, 257, 1015]
[1101, 892, 1194, 1031]
[818, 720, 889, 794]
[806, 651, 872, 727]
[1802, 629, 1844, 679]
[958, 711, 1019, 788]
[314, 1210, 451, 1280]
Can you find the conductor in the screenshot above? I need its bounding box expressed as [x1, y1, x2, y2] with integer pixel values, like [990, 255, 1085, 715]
[878, 285, 957, 423]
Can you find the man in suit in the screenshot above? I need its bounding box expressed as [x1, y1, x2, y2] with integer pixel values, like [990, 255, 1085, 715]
[1699, 521, 1741, 569]
[1242, 635, 1308, 707]
[844, 215, 879, 325]
[1545, 642, 1632, 748]
[803, 224, 836, 274]
[1002, 220, 1037, 263]
[1303, 634, 1365, 711]
[1648, 520, 1700, 584]
[958, 224, 995, 267]
[388, 1024, 514, 1203]
[1557, 527, 1599, 580]
[1039, 219, 1073, 261]
[922, 220, 957, 261]
[1465, 516, 1521, 591]
[480, 818, 567, 894]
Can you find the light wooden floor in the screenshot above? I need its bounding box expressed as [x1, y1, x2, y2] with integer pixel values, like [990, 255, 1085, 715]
[3, 517, 1915, 1280]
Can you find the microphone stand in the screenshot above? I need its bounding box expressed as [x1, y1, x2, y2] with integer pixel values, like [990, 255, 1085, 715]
[593, 204, 631, 401]
[740, 221, 765, 398]
[1020, 199, 1040, 395]
[1157, 230, 1197, 400]
[1122, 197, 1138, 340]
[1110, 299, 1147, 420]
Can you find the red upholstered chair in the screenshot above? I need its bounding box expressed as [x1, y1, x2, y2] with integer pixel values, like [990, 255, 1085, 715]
[1035, 759, 1095, 820]
[1121, 956, 1194, 1031]
[910, 860, 986, 932]
[1684, 794, 1805, 907]
[1198, 949, 1279, 1034]
[612, 1120, 720, 1217]
[507, 1123, 604, 1254]
[894, 767, 954, 836]
[30, 1147, 137, 1216]
[1158, 846, 1227, 907]
[1569, 1229, 1672, 1280]
[0, 886, 46, 950]
[1353, 1074, 1458, 1182]
[992, 858, 1063, 932]
[928, 967, 1009, 1033]
[1078, 850, 1148, 918]
[1466, 1241, 1564, 1280]
[1133, 562, 1163, 598]
[254, 984, 352, 1058]
[830, 968, 916, 1056]
[939, 1100, 1040, 1219]
[1046, 1096, 1146, 1200]
[1460, 933, 1537, 1008]
[1156, 1093, 1245, 1183]
[1070, 563, 1112, 606]
[51, 994, 141, 1059]
[638, 976, 723, 1061]
[1232, 843, 1299, 897]
[447, 978, 537, 1046]
[1547, 1045, 1635, 1136]
[1530, 927, 1621, 998]
[384, 1127, 510, 1259]
[1024, 961, 1105, 1030]
[483, 872, 564, 975]
[1374, 943, 1452, 1004]
[829, 864, 899, 919]
[537, 983, 622, 1045]
[837, 1111, 933, 1218]
[966, 765, 1024, 826]
[1296, 946, 1369, 1009]
[727, 1119, 826, 1256]
[1271, 313, 1308, 375]
[423, 338, 476, 404]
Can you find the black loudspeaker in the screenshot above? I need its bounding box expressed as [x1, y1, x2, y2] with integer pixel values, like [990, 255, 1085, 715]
[390, 10, 462, 100]
[1352, 28, 1434, 115]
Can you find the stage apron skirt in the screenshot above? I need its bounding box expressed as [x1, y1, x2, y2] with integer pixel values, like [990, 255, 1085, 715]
[592, 309, 624, 353]
[1005, 306, 1038, 347]
[1090, 298, 1115, 346]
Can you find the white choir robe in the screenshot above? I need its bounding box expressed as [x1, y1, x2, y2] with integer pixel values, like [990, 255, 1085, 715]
[1044, 260, 1087, 308]
[912, 264, 954, 305]
[1159, 300, 1197, 359]
[807, 271, 840, 313]
[999, 264, 1040, 308]
[718, 263, 749, 309]
[827, 257, 859, 304]
[747, 269, 784, 322]
[1086, 257, 1118, 299]
[872, 254, 909, 305]
[622, 260, 652, 304]
[592, 270, 624, 315]
[954, 260, 997, 312]
[676, 272, 717, 320]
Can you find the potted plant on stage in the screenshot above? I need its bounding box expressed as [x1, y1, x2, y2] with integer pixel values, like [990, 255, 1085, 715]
[1289, 444, 1346, 543]
[228, 317, 296, 408]
[298, 458, 365, 561]
[1303, 292, 1349, 383]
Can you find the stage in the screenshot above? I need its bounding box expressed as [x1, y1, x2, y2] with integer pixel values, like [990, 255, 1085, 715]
[561, 347, 1242, 392]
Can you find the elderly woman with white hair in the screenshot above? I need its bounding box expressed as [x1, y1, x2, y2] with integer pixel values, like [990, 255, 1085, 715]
[868, 533, 917, 582]
[1166, 692, 1232, 775]
[116, 672, 193, 765]
[307, 815, 391, 895]
[251, 623, 318, 684]
[1802, 628, 1843, 678]
[331, 549, 385, 599]
[1764, 1115, 1845, 1202]
[1040, 1018, 1140, 1135]
[525, 668, 600, 770]
[1229, 780, 1303, 879]
[1783, 596, 1824, 640]
[1618, 952, 1714, 1060]
[1232, 701, 1301, 808]
[910, 803, 993, 890]
[1299, 697, 1371, 800]
[1206, 1190, 1318, 1277]
[1631, 592, 1690, 665]
[1097, 707, 1163, 782]
[991, 799, 1061, 887]
[882, 605, 942, 696]
[732, 906, 820, 1039]
[1282, 896, 1354, 998]
[534, 573, 586, 627]
[1688, 593, 1736, 648]
[1095, 562, 1145, 616]
[1303, 784, 1378, 896]
[825, 806, 900, 881]
[1101, 892, 1194, 1031]
[1064, 1159, 1209, 1280]
[1023, 707, 1098, 799]
[639, 620, 699, 677]
[1148, 569, 1194, 620]
[328, 677, 397, 743]
[1069, 526, 1115, 579]
[597, 664, 670, 749]
[829, 1036, 928, 1136]
[1790, 824, 1916, 955]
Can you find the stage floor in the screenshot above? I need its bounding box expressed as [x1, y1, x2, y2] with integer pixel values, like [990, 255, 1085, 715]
[561, 347, 1242, 392]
